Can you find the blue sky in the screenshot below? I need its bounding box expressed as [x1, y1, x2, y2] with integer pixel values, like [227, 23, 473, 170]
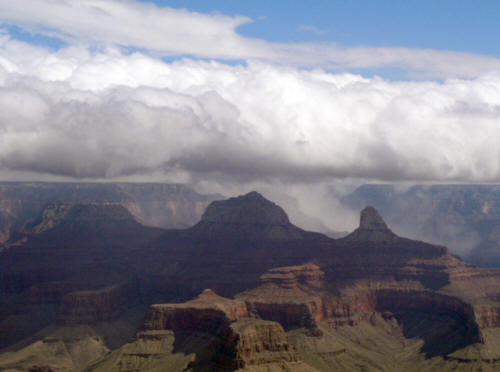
[2, 0, 500, 76]
[8, 0, 497, 58]
[147, 0, 500, 56]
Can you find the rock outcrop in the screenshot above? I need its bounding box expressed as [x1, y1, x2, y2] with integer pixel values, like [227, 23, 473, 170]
[189, 191, 306, 240]
[0, 182, 219, 244]
[144, 289, 248, 333]
[5, 190, 500, 370]
[342, 184, 500, 267]
[142, 289, 305, 370]
[215, 318, 302, 369]
[238, 257, 491, 357]
[344, 206, 397, 242]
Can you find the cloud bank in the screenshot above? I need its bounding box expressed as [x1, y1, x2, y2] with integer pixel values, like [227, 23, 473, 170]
[1, 35, 500, 186]
[1, 0, 500, 79]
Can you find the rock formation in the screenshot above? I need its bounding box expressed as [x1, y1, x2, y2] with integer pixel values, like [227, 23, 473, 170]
[215, 319, 303, 369]
[140, 289, 305, 370]
[4, 189, 500, 370]
[342, 183, 500, 267]
[344, 205, 397, 242]
[144, 289, 248, 333]
[0, 182, 220, 244]
[189, 191, 306, 240]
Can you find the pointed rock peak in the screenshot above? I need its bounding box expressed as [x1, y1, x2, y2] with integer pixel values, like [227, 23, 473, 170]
[359, 206, 389, 231]
[198, 191, 290, 226]
[344, 206, 396, 243]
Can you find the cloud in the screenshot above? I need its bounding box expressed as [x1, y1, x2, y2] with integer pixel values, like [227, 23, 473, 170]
[1, 0, 500, 78]
[1, 37, 500, 187]
[0, 0, 253, 59]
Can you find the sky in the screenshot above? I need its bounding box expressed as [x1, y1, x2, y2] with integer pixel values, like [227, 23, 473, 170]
[1, 0, 500, 229]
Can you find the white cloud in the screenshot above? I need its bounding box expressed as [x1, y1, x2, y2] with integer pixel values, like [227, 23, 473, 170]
[1, 0, 500, 78]
[0, 0, 253, 58]
[0, 37, 500, 186]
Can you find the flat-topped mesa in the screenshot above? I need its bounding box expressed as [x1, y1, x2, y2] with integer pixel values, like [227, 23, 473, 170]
[144, 289, 248, 333]
[189, 191, 304, 240]
[345, 206, 397, 243]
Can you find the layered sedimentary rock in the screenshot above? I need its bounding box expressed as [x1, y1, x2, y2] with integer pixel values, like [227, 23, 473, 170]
[0, 202, 162, 348]
[145, 288, 248, 333]
[260, 263, 325, 289]
[142, 289, 304, 370]
[5, 190, 500, 370]
[137, 194, 500, 366]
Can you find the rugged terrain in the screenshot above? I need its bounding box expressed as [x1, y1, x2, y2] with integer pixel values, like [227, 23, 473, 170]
[3, 187, 500, 370]
[342, 184, 500, 267]
[0, 182, 221, 244]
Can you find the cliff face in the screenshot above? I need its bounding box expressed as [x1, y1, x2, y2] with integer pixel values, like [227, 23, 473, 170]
[236, 250, 496, 359]
[141, 289, 304, 370]
[144, 289, 248, 333]
[215, 319, 302, 369]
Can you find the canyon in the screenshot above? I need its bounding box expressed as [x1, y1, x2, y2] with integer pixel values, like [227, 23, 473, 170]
[2, 184, 500, 370]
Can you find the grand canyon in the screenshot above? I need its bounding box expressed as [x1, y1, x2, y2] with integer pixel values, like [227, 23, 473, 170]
[2, 183, 500, 371]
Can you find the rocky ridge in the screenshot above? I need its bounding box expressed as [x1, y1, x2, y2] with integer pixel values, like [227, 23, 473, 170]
[4, 190, 500, 370]
[0, 182, 220, 244]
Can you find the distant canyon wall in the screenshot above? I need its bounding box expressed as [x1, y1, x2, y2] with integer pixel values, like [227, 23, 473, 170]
[0, 182, 221, 243]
